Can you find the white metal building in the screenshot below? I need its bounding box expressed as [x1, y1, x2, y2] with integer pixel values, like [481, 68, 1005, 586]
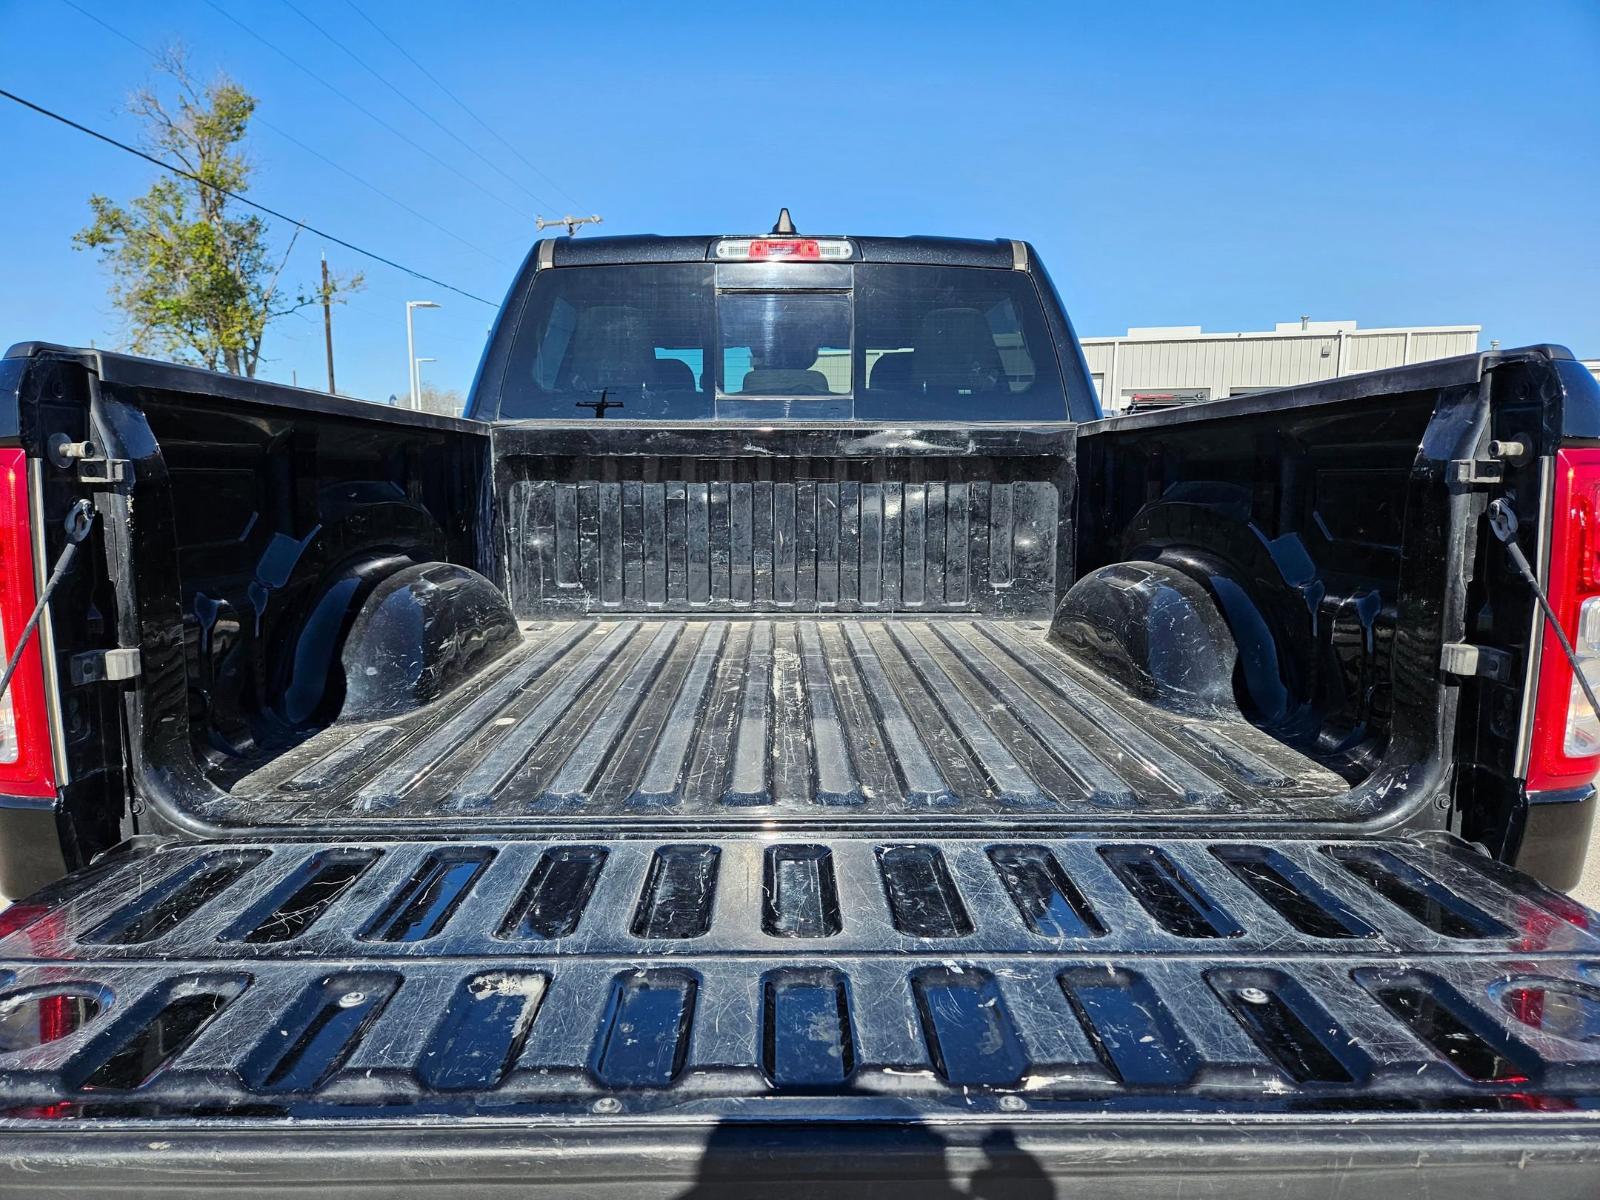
[1082, 320, 1481, 414]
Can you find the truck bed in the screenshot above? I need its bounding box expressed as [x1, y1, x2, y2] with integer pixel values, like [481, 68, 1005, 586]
[7, 290, 1600, 1194]
[214, 617, 1351, 829]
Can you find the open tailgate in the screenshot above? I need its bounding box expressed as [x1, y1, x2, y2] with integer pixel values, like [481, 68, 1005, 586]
[0, 831, 1598, 1196]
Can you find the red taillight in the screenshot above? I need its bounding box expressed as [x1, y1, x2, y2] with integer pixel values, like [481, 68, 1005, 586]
[1526, 448, 1600, 792]
[0, 448, 55, 798]
[749, 238, 821, 261]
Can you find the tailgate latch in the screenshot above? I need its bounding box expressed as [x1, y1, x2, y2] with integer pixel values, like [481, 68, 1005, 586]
[1447, 438, 1530, 486]
[47, 435, 130, 485]
[1446, 458, 1504, 485]
[71, 648, 141, 685]
[1440, 642, 1512, 682]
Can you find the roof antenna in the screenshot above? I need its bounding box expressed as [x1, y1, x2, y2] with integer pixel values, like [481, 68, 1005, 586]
[771, 207, 796, 235]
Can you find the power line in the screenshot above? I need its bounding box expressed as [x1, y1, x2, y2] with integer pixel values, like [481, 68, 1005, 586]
[54, 0, 514, 268]
[0, 85, 497, 306]
[344, 0, 590, 213]
[278, 0, 561, 214]
[255, 115, 509, 265]
[201, 0, 536, 227]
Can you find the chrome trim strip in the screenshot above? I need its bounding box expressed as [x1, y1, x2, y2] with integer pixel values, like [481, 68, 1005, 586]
[1512, 455, 1554, 775]
[1524, 783, 1594, 805]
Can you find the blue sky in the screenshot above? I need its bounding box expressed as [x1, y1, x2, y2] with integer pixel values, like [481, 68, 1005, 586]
[1, 0, 1596, 404]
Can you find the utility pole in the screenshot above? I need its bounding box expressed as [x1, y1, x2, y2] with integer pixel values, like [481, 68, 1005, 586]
[535, 214, 604, 237]
[321, 254, 336, 395]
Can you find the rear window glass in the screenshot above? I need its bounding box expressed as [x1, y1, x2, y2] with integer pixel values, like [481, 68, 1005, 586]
[720, 291, 851, 396]
[523, 264, 712, 410]
[496, 262, 1066, 420]
[854, 266, 1054, 415]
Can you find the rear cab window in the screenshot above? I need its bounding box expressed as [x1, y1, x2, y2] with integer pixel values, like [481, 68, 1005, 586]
[497, 253, 1070, 421]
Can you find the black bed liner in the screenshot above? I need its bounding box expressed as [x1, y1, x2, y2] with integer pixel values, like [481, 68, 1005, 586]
[9, 325, 1598, 1195]
[1, 830, 1597, 1126]
[213, 617, 1349, 828]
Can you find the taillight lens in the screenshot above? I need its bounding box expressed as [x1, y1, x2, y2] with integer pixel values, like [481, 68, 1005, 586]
[1526, 448, 1600, 791]
[0, 448, 55, 798]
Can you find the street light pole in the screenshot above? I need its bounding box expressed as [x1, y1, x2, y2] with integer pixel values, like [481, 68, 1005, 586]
[405, 300, 440, 409]
[414, 357, 436, 410]
[405, 306, 416, 410]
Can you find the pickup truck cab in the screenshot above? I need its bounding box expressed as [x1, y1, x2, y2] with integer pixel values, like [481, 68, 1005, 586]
[1, 228, 1598, 1196]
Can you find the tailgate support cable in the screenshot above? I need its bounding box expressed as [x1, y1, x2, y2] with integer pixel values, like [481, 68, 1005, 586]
[0, 500, 95, 703]
[1487, 497, 1600, 725]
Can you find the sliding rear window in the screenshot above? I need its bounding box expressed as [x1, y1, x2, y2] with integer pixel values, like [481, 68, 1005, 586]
[496, 262, 1067, 421]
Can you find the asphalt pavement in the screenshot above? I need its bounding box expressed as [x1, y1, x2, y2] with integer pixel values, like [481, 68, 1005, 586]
[1574, 811, 1600, 909]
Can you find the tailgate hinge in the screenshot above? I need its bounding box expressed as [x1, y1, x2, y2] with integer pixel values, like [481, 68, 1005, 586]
[1440, 642, 1512, 682]
[70, 648, 141, 685]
